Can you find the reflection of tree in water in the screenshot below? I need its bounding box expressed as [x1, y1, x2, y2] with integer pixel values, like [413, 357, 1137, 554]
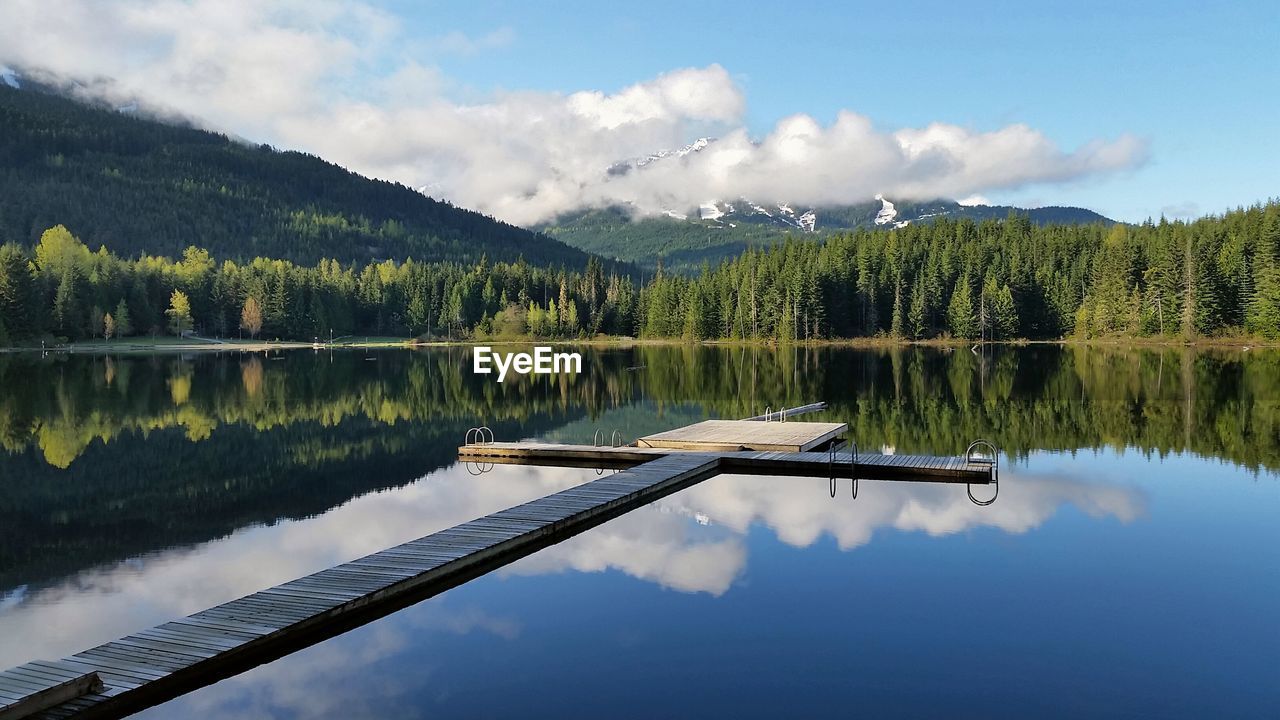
[0, 349, 643, 468]
[0, 345, 1277, 472]
[241, 356, 264, 398]
[632, 345, 1280, 473]
[0, 350, 607, 591]
[0, 345, 1275, 594]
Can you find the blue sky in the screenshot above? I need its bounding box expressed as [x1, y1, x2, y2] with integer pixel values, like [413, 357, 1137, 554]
[387, 0, 1279, 222]
[1, 0, 1275, 224]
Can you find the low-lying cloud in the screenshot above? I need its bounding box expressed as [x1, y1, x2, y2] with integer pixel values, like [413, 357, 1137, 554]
[0, 0, 1148, 226]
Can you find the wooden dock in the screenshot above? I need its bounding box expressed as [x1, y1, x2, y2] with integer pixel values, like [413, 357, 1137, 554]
[0, 454, 721, 719]
[0, 410, 995, 719]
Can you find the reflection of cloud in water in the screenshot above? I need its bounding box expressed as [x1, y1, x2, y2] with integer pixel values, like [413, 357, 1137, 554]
[504, 505, 747, 595]
[503, 463, 1145, 594]
[157, 597, 517, 720]
[137, 464, 1150, 720]
[0, 457, 1144, 670]
[670, 467, 1146, 551]
[0, 463, 587, 669]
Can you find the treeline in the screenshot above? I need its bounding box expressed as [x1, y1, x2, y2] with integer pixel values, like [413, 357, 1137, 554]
[0, 226, 640, 343]
[636, 201, 1280, 340]
[3, 202, 1279, 344]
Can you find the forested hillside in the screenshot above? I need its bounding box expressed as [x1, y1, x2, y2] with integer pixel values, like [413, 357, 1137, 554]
[541, 206, 787, 272]
[0, 85, 592, 267]
[636, 202, 1280, 341]
[1, 202, 1276, 345]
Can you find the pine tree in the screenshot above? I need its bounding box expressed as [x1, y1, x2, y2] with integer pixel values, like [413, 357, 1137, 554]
[994, 284, 1018, 339]
[89, 305, 105, 339]
[908, 274, 927, 339]
[0, 244, 35, 339]
[1246, 263, 1280, 338]
[890, 277, 904, 339]
[53, 270, 82, 339]
[947, 274, 976, 339]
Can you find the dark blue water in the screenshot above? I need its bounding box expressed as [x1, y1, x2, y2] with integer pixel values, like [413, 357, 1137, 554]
[0, 347, 1276, 718]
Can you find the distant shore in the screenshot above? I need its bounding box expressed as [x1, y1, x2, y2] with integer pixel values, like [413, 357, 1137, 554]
[0, 336, 418, 354]
[2, 333, 1275, 355]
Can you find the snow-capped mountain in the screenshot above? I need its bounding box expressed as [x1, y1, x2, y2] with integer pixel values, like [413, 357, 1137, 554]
[605, 138, 1113, 238]
[608, 137, 713, 176]
[636, 136, 710, 167]
[1, 67, 21, 89]
[873, 194, 903, 227]
[695, 199, 817, 231]
[611, 139, 1102, 234]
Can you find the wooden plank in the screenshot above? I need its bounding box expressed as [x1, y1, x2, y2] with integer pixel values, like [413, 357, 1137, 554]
[0, 669, 100, 720]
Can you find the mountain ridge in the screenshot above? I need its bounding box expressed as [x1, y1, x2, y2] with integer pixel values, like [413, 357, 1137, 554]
[542, 135, 1116, 271]
[540, 196, 1115, 272]
[0, 78, 600, 269]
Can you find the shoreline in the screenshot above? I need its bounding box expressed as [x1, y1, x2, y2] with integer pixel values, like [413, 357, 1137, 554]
[2, 334, 1276, 355]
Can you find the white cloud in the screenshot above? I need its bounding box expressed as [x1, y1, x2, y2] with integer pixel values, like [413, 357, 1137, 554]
[0, 1, 1148, 226]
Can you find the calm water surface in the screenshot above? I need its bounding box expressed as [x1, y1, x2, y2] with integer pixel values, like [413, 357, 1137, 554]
[0, 346, 1276, 718]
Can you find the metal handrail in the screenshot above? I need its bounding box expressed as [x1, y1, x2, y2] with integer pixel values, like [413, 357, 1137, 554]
[593, 429, 604, 447]
[850, 440, 859, 498]
[965, 439, 999, 505]
[828, 440, 859, 499]
[611, 430, 623, 448]
[965, 439, 998, 471]
[464, 426, 495, 446]
[967, 481, 997, 506]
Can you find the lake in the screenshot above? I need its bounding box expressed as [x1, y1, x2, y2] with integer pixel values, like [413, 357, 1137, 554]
[0, 345, 1277, 718]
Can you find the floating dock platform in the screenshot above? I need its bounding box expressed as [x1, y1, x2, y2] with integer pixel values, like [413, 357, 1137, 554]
[637, 419, 847, 452]
[0, 409, 995, 719]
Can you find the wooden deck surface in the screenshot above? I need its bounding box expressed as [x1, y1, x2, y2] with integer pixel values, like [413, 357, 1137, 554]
[460, 443, 994, 483]
[0, 454, 721, 720]
[637, 419, 847, 452]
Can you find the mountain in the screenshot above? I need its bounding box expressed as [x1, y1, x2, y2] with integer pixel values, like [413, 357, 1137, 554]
[0, 78, 596, 268]
[542, 196, 1116, 273]
[541, 138, 1116, 272]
